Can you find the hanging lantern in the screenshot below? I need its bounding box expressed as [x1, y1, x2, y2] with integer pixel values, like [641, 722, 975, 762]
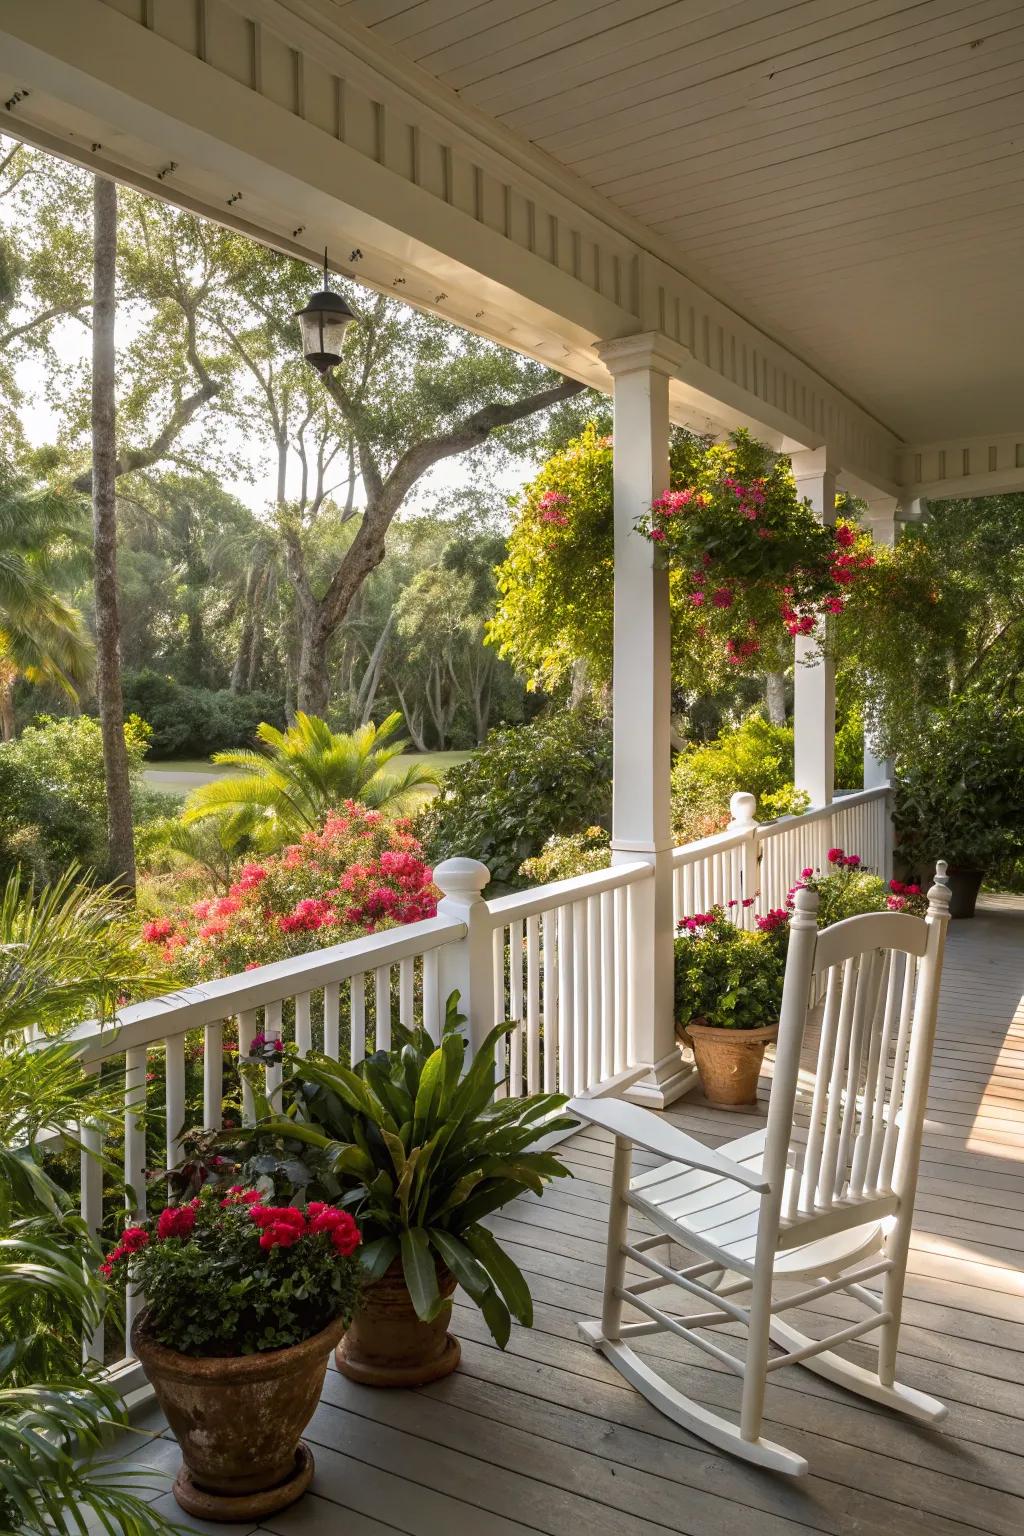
[296, 249, 356, 374]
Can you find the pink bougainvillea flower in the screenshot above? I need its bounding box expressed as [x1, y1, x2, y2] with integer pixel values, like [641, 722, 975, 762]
[827, 848, 845, 864]
[711, 587, 734, 608]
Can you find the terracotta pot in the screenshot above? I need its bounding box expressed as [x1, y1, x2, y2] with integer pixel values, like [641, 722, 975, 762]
[336, 1259, 460, 1386]
[131, 1309, 346, 1523]
[682, 1020, 778, 1106]
[945, 865, 985, 919]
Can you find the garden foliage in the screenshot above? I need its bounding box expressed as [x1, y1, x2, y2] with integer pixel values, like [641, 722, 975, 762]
[142, 801, 437, 982]
[235, 994, 576, 1349]
[122, 669, 285, 757]
[101, 1186, 362, 1356]
[417, 704, 612, 887]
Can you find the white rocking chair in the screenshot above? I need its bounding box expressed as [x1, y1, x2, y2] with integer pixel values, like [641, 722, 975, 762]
[570, 865, 952, 1476]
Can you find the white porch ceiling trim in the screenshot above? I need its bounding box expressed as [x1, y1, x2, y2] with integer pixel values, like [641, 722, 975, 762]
[5, 0, 1024, 505]
[0, 0, 914, 495]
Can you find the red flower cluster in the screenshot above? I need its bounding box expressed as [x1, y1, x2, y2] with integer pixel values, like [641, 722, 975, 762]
[99, 1224, 149, 1277]
[827, 847, 861, 868]
[249, 1201, 362, 1256]
[279, 896, 336, 934]
[887, 878, 924, 913]
[756, 908, 790, 933]
[157, 1203, 198, 1241]
[678, 911, 717, 932]
[306, 1202, 362, 1256]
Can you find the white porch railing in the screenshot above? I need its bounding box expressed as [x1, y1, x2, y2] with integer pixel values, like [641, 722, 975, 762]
[672, 784, 892, 928]
[50, 782, 889, 1381]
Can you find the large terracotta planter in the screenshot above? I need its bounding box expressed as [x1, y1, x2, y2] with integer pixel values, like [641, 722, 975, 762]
[131, 1309, 346, 1523]
[336, 1259, 460, 1386]
[683, 1020, 778, 1106]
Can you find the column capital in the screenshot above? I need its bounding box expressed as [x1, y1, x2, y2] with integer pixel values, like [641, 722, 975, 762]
[595, 331, 691, 379]
[789, 444, 842, 481]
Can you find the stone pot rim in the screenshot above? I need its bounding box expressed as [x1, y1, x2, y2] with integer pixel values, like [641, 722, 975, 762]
[130, 1308, 347, 1383]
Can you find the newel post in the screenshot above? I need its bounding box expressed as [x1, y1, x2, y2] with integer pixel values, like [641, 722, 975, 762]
[595, 332, 695, 1107]
[728, 791, 759, 919]
[433, 858, 494, 1053]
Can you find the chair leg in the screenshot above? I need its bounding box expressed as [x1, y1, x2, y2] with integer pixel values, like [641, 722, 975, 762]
[600, 1135, 631, 1342]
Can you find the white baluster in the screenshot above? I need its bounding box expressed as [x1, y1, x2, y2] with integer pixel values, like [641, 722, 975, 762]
[350, 974, 366, 1066]
[324, 981, 340, 1059]
[525, 915, 540, 1094]
[124, 1047, 148, 1339]
[164, 1033, 186, 1170]
[375, 965, 391, 1051]
[399, 957, 415, 1027]
[557, 903, 573, 1094]
[600, 889, 614, 1082]
[203, 1021, 223, 1129]
[264, 998, 283, 1104]
[542, 910, 558, 1093]
[572, 898, 588, 1096]
[237, 1009, 257, 1123]
[614, 885, 628, 1072]
[422, 951, 440, 1042]
[295, 992, 312, 1056]
[80, 1061, 104, 1363]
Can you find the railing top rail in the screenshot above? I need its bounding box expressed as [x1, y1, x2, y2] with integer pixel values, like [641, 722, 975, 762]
[755, 784, 890, 841]
[671, 823, 753, 865]
[65, 914, 467, 1062]
[486, 858, 652, 924]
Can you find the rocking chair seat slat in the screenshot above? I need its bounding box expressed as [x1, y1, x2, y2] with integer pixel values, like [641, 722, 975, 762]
[630, 1127, 886, 1277]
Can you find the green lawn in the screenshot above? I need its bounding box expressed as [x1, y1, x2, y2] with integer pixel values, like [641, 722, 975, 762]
[143, 750, 473, 800]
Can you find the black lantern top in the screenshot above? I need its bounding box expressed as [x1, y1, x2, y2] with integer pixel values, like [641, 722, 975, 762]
[296, 250, 356, 375]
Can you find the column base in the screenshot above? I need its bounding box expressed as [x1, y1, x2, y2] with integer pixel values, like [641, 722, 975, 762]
[625, 1048, 699, 1108]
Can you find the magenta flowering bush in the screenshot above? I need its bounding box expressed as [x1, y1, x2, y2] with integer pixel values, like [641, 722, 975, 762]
[101, 1184, 362, 1356]
[786, 850, 927, 927]
[674, 905, 785, 1030]
[142, 801, 438, 983]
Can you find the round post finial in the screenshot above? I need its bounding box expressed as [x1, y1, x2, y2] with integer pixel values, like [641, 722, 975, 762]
[927, 859, 952, 917]
[790, 884, 820, 929]
[728, 791, 757, 828]
[433, 857, 491, 904]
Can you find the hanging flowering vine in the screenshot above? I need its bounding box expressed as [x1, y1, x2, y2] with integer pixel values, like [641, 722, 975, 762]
[634, 431, 875, 671]
[490, 424, 876, 693]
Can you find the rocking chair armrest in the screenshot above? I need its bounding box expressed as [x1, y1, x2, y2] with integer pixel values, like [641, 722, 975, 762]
[568, 1095, 771, 1193]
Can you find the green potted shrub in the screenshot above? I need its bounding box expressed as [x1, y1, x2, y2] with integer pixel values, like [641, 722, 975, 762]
[894, 700, 1024, 917]
[101, 1186, 363, 1523]
[674, 903, 787, 1105]
[233, 994, 575, 1385]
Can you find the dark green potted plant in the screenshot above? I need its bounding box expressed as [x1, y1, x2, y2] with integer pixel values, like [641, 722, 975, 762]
[232, 994, 576, 1385]
[894, 699, 1024, 917]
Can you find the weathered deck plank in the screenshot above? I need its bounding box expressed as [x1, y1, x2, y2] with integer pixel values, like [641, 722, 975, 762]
[119, 896, 1024, 1535]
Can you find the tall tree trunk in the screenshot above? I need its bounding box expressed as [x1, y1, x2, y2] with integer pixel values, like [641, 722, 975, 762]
[91, 176, 136, 895]
[765, 671, 787, 727]
[296, 609, 331, 716]
[232, 564, 264, 693]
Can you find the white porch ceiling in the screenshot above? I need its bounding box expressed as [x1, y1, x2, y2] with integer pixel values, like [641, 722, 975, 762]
[339, 0, 1024, 445]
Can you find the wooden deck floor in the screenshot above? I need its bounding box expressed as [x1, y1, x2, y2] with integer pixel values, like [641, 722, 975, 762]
[117, 897, 1024, 1536]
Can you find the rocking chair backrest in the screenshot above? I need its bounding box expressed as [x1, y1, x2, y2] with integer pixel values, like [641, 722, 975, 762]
[760, 868, 952, 1239]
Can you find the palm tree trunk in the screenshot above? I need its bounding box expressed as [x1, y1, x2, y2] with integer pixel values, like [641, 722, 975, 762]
[0, 666, 16, 741]
[91, 175, 136, 895]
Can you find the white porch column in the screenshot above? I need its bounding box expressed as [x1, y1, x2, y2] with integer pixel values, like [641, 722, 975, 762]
[861, 497, 899, 791]
[595, 333, 695, 1108]
[791, 447, 839, 807]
